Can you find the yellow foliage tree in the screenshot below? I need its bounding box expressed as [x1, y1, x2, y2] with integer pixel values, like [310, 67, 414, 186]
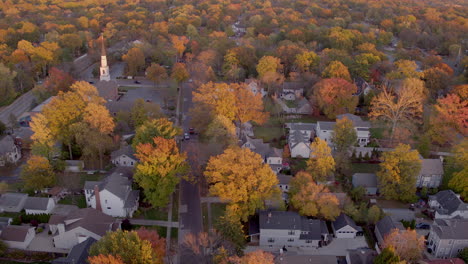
[30, 113, 56, 159]
[382, 229, 425, 263]
[204, 147, 281, 222]
[21, 155, 56, 191]
[306, 138, 335, 182]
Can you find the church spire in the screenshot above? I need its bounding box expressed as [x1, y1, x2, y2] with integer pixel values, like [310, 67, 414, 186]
[99, 34, 110, 81]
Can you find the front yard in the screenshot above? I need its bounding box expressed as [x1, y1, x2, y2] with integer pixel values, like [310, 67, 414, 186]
[58, 195, 86, 208]
[351, 163, 380, 174]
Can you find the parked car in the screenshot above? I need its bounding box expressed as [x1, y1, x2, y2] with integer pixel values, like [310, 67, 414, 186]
[189, 128, 195, 134]
[415, 223, 430, 229]
[184, 133, 190, 140]
[134, 80, 141, 84]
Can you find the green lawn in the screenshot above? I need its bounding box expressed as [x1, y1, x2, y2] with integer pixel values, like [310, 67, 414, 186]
[351, 163, 380, 174]
[202, 203, 226, 232]
[290, 158, 308, 174]
[58, 195, 87, 208]
[141, 208, 168, 221]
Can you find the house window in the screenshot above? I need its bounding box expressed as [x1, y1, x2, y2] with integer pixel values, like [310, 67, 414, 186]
[268, 238, 275, 243]
[288, 238, 294, 242]
[131, 162, 134, 165]
[107, 207, 111, 209]
[288, 230, 295, 235]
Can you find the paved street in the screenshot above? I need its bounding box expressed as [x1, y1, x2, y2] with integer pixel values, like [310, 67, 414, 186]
[129, 219, 179, 227]
[0, 90, 35, 125]
[178, 82, 203, 263]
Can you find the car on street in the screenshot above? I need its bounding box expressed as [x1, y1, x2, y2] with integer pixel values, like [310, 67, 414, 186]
[134, 80, 141, 84]
[415, 223, 430, 229]
[189, 128, 195, 134]
[184, 133, 190, 140]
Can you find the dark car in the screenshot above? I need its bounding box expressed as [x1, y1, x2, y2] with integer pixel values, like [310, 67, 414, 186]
[189, 128, 195, 134]
[415, 223, 430, 229]
[134, 80, 141, 84]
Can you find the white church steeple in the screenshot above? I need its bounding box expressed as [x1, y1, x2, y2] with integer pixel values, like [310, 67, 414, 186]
[100, 34, 111, 81]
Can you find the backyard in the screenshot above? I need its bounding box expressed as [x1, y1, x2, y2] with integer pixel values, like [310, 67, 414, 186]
[351, 163, 380, 174]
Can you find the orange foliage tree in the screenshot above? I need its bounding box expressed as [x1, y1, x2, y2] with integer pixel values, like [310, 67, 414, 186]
[88, 255, 124, 264]
[311, 78, 358, 119]
[382, 229, 425, 263]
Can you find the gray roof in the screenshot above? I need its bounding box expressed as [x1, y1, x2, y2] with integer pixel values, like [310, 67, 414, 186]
[429, 190, 468, 215]
[241, 135, 283, 159]
[347, 248, 377, 264]
[352, 173, 378, 188]
[275, 255, 337, 264]
[283, 81, 306, 91]
[333, 213, 362, 232]
[49, 208, 114, 236]
[288, 130, 310, 149]
[337, 114, 371, 128]
[24, 197, 51, 211]
[84, 172, 138, 207]
[124, 190, 140, 208]
[286, 123, 316, 132]
[52, 237, 96, 264]
[94, 80, 118, 101]
[420, 159, 444, 176]
[375, 216, 404, 238]
[259, 211, 327, 240]
[317, 121, 336, 131]
[0, 193, 28, 207]
[0, 225, 33, 242]
[111, 145, 136, 160]
[0, 136, 17, 155]
[432, 219, 468, 240]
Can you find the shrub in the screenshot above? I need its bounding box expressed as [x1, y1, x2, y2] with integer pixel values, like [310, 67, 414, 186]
[0, 240, 7, 257]
[36, 227, 44, 233]
[121, 219, 132, 231]
[30, 219, 39, 227]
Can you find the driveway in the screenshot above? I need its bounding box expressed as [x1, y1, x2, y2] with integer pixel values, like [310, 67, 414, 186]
[27, 225, 68, 253]
[382, 208, 415, 221]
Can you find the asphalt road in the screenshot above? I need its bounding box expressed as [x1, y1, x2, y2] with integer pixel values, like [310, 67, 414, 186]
[0, 90, 35, 125]
[178, 82, 204, 263]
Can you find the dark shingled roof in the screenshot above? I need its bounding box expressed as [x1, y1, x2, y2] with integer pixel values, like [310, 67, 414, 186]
[52, 237, 96, 264]
[333, 213, 362, 232]
[0, 225, 33, 242]
[347, 248, 377, 264]
[0, 193, 28, 207]
[111, 145, 136, 160]
[429, 190, 468, 215]
[24, 197, 51, 211]
[375, 215, 404, 239]
[49, 208, 114, 237]
[0, 136, 17, 155]
[432, 219, 468, 240]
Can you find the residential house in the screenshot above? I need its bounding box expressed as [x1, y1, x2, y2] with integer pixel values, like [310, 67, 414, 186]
[315, 121, 336, 145]
[65, 160, 84, 172]
[24, 197, 56, 215]
[13, 127, 34, 149]
[282, 92, 296, 101]
[281, 82, 305, 99]
[332, 213, 363, 238]
[240, 135, 283, 174]
[0, 225, 35, 249]
[0, 135, 21, 166]
[0, 217, 12, 234]
[245, 79, 267, 97]
[295, 98, 313, 114]
[288, 130, 311, 158]
[47, 187, 68, 203]
[416, 158, 444, 188]
[428, 190, 468, 219]
[49, 208, 117, 249]
[18, 96, 55, 126]
[286, 123, 316, 139]
[354, 77, 373, 96]
[0, 193, 28, 213]
[374, 215, 404, 246]
[337, 114, 371, 147]
[352, 173, 378, 195]
[84, 172, 139, 217]
[257, 211, 329, 248]
[427, 219, 468, 259]
[346, 248, 377, 264]
[277, 174, 292, 200]
[111, 145, 137, 167]
[52, 237, 97, 264]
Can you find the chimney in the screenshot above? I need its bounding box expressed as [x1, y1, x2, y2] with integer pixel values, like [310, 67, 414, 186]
[94, 185, 102, 212]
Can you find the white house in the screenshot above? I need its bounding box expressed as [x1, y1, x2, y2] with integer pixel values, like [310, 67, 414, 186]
[427, 219, 468, 258]
[288, 130, 310, 158]
[332, 213, 363, 238]
[317, 115, 371, 148]
[49, 208, 116, 249]
[286, 123, 316, 138]
[240, 135, 283, 174]
[416, 158, 444, 188]
[0, 135, 21, 166]
[256, 211, 329, 248]
[111, 145, 137, 167]
[0, 193, 28, 213]
[352, 173, 378, 195]
[84, 172, 139, 217]
[245, 79, 267, 97]
[282, 82, 304, 98]
[428, 190, 468, 219]
[24, 197, 56, 215]
[315, 121, 335, 145]
[0, 225, 35, 249]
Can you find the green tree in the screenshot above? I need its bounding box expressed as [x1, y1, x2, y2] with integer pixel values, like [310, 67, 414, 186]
[377, 144, 421, 202]
[448, 140, 468, 199]
[458, 248, 468, 263]
[21, 155, 56, 191]
[88, 230, 156, 264]
[331, 117, 357, 153]
[0, 63, 17, 105]
[132, 118, 181, 148]
[374, 246, 401, 264]
[130, 99, 163, 128]
[134, 137, 187, 208]
[367, 205, 382, 224]
[306, 138, 335, 182]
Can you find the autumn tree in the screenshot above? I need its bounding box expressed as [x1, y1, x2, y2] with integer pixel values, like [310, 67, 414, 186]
[171, 62, 189, 84]
[21, 155, 56, 191]
[204, 147, 281, 222]
[306, 138, 335, 182]
[386, 60, 420, 80]
[30, 113, 56, 159]
[311, 78, 358, 119]
[370, 80, 424, 142]
[135, 228, 165, 264]
[448, 140, 468, 199]
[322, 61, 351, 81]
[42, 67, 74, 95]
[88, 255, 124, 264]
[123, 47, 145, 76]
[230, 250, 274, 264]
[332, 117, 358, 153]
[231, 83, 268, 129]
[205, 115, 237, 146]
[171, 35, 188, 61]
[256, 56, 283, 91]
[374, 246, 401, 264]
[0, 181, 8, 194]
[289, 171, 341, 220]
[295, 51, 319, 73]
[132, 118, 181, 148]
[367, 205, 382, 224]
[429, 93, 467, 146]
[88, 230, 156, 264]
[130, 99, 163, 128]
[0, 63, 17, 105]
[146, 63, 168, 86]
[183, 231, 236, 264]
[134, 137, 187, 208]
[423, 66, 452, 98]
[382, 229, 425, 263]
[377, 144, 421, 202]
